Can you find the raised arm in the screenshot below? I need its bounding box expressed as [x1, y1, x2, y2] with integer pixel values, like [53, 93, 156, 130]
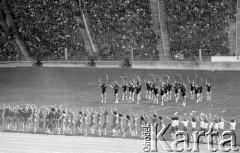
[167, 116, 172, 121]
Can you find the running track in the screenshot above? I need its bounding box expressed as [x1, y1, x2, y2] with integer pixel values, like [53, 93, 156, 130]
[0, 132, 237, 153]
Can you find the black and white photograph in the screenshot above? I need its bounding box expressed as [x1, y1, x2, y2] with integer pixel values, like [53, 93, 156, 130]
[0, 0, 240, 152]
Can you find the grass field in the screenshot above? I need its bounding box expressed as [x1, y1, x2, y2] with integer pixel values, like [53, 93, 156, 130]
[0, 67, 239, 147]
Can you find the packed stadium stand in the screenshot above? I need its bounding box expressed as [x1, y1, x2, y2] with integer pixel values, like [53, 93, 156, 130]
[85, 0, 158, 60]
[0, 0, 238, 61]
[165, 0, 237, 58]
[8, 0, 87, 59]
[0, 2, 17, 61]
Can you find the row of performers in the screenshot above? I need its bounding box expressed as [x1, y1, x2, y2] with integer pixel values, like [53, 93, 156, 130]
[100, 80, 212, 107]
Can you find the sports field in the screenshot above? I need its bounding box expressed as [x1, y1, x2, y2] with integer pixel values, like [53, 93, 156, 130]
[0, 67, 239, 152]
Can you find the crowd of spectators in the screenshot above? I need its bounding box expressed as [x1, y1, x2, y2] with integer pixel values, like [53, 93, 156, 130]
[165, 0, 237, 59]
[0, 1, 17, 62]
[8, 0, 87, 58]
[0, 27, 17, 61]
[85, 0, 158, 59]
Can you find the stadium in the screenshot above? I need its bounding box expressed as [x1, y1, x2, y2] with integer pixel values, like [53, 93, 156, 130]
[0, 0, 240, 152]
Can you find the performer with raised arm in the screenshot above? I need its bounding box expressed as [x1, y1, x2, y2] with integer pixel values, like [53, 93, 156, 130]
[128, 81, 133, 101]
[167, 79, 172, 100]
[99, 80, 107, 103]
[130, 114, 137, 136]
[180, 83, 187, 106]
[144, 79, 150, 100]
[195, 84, 199, 103]
[199, 83, 203, 102]
[135, 82, 141, 104]
[153, 83, 159, 105]
[94, 109, 101, 136]
[160, 85, 165, 106]
[223, 118, 237, 137]
[110, 81, 119, 103]
[100, 107, 108, 136]
[75, 110, 83, 134]
[131, 81, 136, 102]
[218, 116, 225, 141]
[120, 77, 128, 101]
[167, 112, 178, 140]
[58, 108, 68, 135]
[174, 82, 180, 103]
[163, 83, 168, 102]
[80, 109, 88, 136]
[86, 108, 94, 135]
[189, 112, 197, 142]
[149, 82, 154, 100]
[111, 107, 119, 136]
[206, 80, 212, 101]
[188, 76, 195, 100]
[121, 114, 130, 137]
[197, 114, 206, 142]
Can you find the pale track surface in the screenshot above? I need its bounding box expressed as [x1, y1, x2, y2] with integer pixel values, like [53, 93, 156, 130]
[0, 132, 237, 153]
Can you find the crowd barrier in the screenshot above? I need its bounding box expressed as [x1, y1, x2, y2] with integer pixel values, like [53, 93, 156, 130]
[0, 61, 240, 71]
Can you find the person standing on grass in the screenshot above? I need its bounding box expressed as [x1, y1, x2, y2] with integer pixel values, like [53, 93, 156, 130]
[206, 81, 212, 101]
[81, 112, 87, 136]
[160, 86, 165, 105]
[121, 114, 130, 137]
[110, 81, 119, 104]
[164, 83, 168, 101]
[199, 84, 203, 102]
[100, 108, 108, 136]
[180, 84, 187, 107]
[144, 79, 150, 100]
[131, 83, 136, 102]
[100, 83, 107, 103]
[69, 109, 75, 135]
[128, 82, 133, 101]
[153, 83, 159, 105]
[195, 84, 199, 103]
[188, 78, 195, 100]
[174, 82, 180, 103]
[149, 82, 154, 100]
[120, 83, 128, 101]
[86, 108, 94, 135]
[111, 107, 119, 136]
[136, 82, 142, 104]
[189, 113, 197, 142]
[75, 110, 82, 134]
[223, 118, 237, 147]
[167, 116, 176, 140]
[167, 81, 172, 100]
[94, 110, 101, 136]
[130, 114, 137, 136]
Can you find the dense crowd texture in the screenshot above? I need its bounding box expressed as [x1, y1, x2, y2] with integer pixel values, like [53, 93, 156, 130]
[8, 0, 87, 58]
[165, 0, 237, 59]
[0, 27, 17, 60]
[85, 0, 158, 59]
[0, 2, 17, 61]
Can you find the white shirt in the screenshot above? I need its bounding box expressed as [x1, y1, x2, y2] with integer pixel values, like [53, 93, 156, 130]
[191, 122, 196, 128]
[214, 122, 219, 129]
[204, 122, 208, 129]
[182, 121, 188, 127]
[230, 122, 236, 130]
[175, 120, 179, 126]
[209, 122, 214, 129]
[219, 121, 224, 129]
[200, 121, 204, 128]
